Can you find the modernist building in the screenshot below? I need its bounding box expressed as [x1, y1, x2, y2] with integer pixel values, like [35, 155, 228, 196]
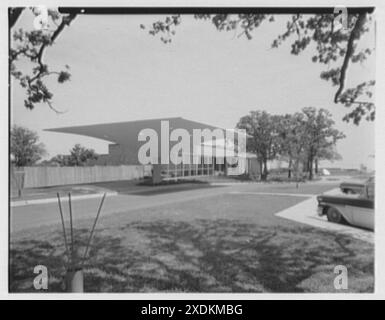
[46, 117, 259, 181]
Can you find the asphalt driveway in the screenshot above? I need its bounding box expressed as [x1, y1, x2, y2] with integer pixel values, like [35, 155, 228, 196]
[11, 181, 335, 232]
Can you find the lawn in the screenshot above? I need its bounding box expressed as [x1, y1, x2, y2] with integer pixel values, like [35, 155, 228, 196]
[10, 185, 374, 293]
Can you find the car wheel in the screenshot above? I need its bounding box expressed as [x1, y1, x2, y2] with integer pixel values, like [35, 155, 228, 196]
[326, 207, 344, 224]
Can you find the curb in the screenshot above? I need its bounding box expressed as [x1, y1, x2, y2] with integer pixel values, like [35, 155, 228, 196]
[10, 192, 118, 207]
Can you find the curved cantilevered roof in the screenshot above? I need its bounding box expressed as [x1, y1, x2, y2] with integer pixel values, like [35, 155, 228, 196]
[45, 117, 221, 147]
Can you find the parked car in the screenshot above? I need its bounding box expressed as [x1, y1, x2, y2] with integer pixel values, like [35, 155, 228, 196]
[340, 176, 374, 194]
[317, 177, 374, 230]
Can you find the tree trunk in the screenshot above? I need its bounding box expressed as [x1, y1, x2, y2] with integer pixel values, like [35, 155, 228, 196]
[308, 156, 314, 180]
[302, 159, 308, 173]
[258, 160, 263, 180]
[288, 157, 292, 179]
[293, 158, 300, 187]
[315, 158, 319, 174]
[261, 159, 268, 181]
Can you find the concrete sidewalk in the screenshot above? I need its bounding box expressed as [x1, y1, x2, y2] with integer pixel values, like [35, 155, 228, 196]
[10, 184, 233, 232]
[10, 182, 339, 232]
[10, 191, 118, 207]
[274, 193, 374, 243]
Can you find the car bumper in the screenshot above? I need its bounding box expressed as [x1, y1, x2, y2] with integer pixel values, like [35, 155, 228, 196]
[317, 205, 324, 216]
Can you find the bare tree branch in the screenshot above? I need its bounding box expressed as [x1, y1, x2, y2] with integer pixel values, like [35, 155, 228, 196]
[46, 100, 67, 114]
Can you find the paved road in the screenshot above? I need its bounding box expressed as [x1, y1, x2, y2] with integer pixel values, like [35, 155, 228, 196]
[10, 182, 337, 233]
[11, 184, 234, 232]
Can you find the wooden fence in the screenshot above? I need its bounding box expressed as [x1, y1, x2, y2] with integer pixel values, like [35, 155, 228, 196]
[12, 165, 152, 188]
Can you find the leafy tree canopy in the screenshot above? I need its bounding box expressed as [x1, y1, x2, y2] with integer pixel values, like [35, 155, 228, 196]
[50, 144, 98, 166]
[10, 8, 375, 124]
[142, 11, 375, 125]
[9, 7, 76, 113]
[237, 107, 345, 180]
[11, 125, 47, 167]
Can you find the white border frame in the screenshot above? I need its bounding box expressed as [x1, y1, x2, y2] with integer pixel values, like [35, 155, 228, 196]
[1, 0, 384, 300]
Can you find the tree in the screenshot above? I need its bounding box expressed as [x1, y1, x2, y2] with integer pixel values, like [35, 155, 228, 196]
[11, 125, 46, 167]
[9, 7, 76, 112]
[10, 8, 375, 124]
[68, 144, 98, 166]
[301, 107, 345, 180]
[236, 111, 281, 180]
[49, 154, 71, 166]
[276, 113, 308, 179]
[54, 144, 98, 166]
[259, 108, 345, 181]
[315, 145, 342, 174]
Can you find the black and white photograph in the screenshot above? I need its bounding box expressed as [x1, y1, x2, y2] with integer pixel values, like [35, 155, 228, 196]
[3, 1, 384, 299]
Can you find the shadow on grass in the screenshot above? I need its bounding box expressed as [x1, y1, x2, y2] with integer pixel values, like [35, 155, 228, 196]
[10, 219, 374, 293]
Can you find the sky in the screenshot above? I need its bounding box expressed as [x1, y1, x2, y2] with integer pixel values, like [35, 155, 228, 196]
[11, 11, 376, 169]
